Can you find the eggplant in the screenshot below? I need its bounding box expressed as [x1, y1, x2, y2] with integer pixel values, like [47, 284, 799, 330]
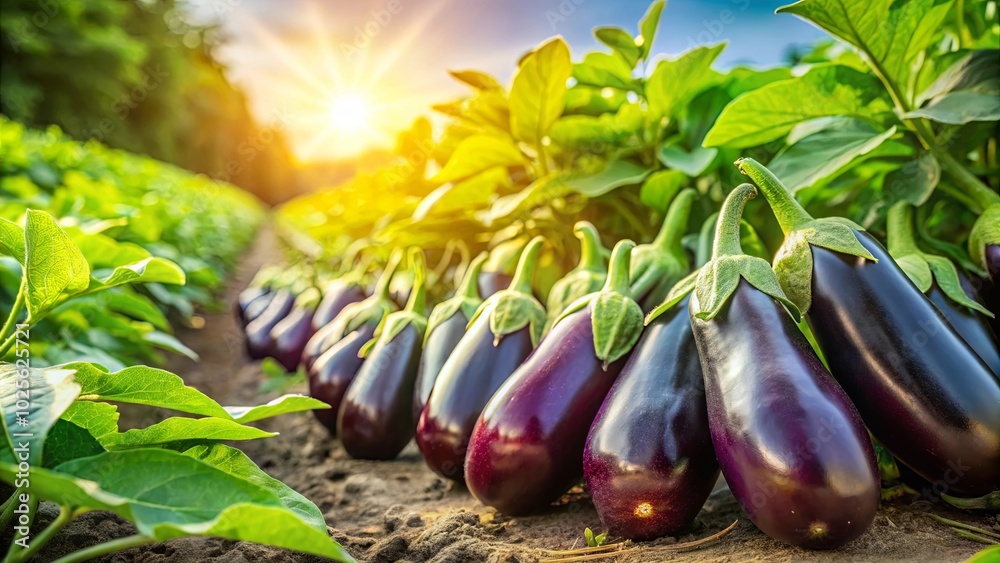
[464, 240, 644, 515]
[479, 236, 527, 298]
[629, 189, 696, 312]
[236, 286, 269, 325]
[338, 249, 428, 460]
[269, 289, 320, 372]
[308, 322, 377, 433]
[739, 158, 1000, 496]
[245, 289, 294, 359]
[477, 271, 513, 299]
[886, 201, 999, 375]
[416, 241, 545, 481]
[545, 222, 607, 330]
[301, 321, 340, 371]
[413, 252, 488, 421]
[683, 183, 879, 549]
[313, 280, 367, 331]
[243, 290, 276, 327]
[584, 295, 718, 541]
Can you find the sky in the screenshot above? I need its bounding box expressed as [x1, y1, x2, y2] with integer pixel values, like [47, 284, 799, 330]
[182, 0, 826, 162]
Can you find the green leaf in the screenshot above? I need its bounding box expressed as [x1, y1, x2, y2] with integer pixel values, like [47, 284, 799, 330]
[509, 37, 572, 145]
[564, 86, 627, 115]
[66, 362, 230, 418]
[0, 217, 25, 264]
[449, 70, 505, 92]
[432, 134, 526, 183]
[180, 444, 327, 532]
[225, 394, 330, 424]
[414, 168, 507, 220]
[96, 257, 186, 288]
[901, 91, 1000, 124]
[24, 209, 91, 316]
[99, 289, 171, 331]
[61, 400, 120, 445]
[594, 27, 639, 68]
[103, 416, 276, 450]
[143, 330, 200, 361]
[42, 419, 106, 468]
[917, 50, 1000, 105]
[657, 144, 718, 176]
[0, 364, 80, 466]
[637, 0, 666, 59]
[882, 151, 941, 205]
[925, 256, 992, 316]
[894, 253, 934, 292]
[640, 170, 687, 213]
[564, 159, 651, 197]
[767, 117, 897, 192]
[549, 115, 621, 148]
[573, 52, 638, 91]
[703, 65, 891, 148]
[645, 44, 725, 122]
[777, 0, 953, 93]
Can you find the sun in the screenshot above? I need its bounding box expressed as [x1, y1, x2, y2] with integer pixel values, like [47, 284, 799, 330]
[328, 92, 371, 133]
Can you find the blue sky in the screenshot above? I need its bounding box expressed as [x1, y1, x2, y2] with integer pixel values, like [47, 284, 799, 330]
[185, 0, 826, 160]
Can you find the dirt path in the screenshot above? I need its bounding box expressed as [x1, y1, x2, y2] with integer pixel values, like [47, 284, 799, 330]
[24, 226, 997, 562]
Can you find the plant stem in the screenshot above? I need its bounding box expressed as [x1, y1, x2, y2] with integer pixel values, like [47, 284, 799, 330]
[651, 188, 696, 256]
[8, 505, 76, 563]
[935, 151, 1000, 213]
[0, 488, 21, 532]
[714, 184, 757, 258]
[886, 202, 920, 255]
[457, 252, 487, 300]
[509, 237, 544, 295]
[0, 277, 26, 344]
[373, 248, 403, 300]
[602, 240, 637, 294]
[403, 248, 426, 314]
[735, 158, 813, 234]
[572, 222, 606, 272]
[50, 535, 153, 563]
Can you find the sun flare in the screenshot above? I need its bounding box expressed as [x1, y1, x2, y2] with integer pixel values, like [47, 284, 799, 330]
[328, 92, 371, 134]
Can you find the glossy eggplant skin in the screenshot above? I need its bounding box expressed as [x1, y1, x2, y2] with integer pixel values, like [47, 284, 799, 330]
[313, 283, 366, 330]
[269, 306, 316, 371]
[808, 231, 1000, 494]
[236, 287, 269, 324]
[926, 272, 1000, 375]
[415, 305, 533, 481]
[245, 290, 294, 359]
[301, 321, 341, 371]
[243, 290, 275, 327]
[692, 281, 879, 549]
[412, 311, 469, 424]
[338, 324, 423, 460]
[464, 308, 627, 515]
[308, 322, 376, 434]
[477, 271, 513, 299]
[583, 297, 718, 541]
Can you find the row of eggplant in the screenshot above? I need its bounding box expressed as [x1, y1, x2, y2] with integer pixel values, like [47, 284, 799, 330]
[235, 159, 1000, 550]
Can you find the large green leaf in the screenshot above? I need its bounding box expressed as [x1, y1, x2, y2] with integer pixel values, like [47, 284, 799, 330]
[489, 173, 571, 220]
[42, 419, 105, 468]
[65, 362, 230, 418]
[564, 159, 651, 197]
[0, 217, 25, 264]
[432, 134, 526, 183]
[657, 144, 718, 176]
[0, 364, 80, 465]
[767, 117, 897, 192]
[95, 257, 186, 288]
[103, 417, 276, 450]
[24, 209, 91, 316]
[594, 27, 639, 68]
[645, 44, 725, 122]
[573, 52, 638, 91]
[509, 37, 572, 144]
[143, 330, 200, 361]
[704, 65, 891, 148]
[882, 151, 941, 205]
[448, 70, 505, 92]
[777, 0, 953, 93]
[917, 50, 1000, 104]
[640, 170, 687, 213]
[224, 394, 330, 424]
[902, 91, 1000, 124]
[60, 400, 120, 445]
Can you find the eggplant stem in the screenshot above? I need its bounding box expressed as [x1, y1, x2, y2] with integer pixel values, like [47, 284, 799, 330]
[886, 201, 921, 256]
[537, 520, 738, 562]
[713, 184, 756, 259]
[374, 248, 404, 300]
[736, 158, 813, 234]
[652, 188, 697, 256]
[457, 252, 488, 300]
[928, 514, 1000, 541]
[601, 240, 637, 294]
[573, 222, 605, 272]
[404, 248, 427, 313]
[695, 213, 718, 268]
[508, 236, 545, 295]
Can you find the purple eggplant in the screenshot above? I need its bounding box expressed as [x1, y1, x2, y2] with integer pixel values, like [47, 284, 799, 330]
[245, 289, 294, 359]
[236, 286, 269, 325]
[545, 222, 607, 330]
[886, 202, 999, 375]
[684, 183, 878, 549]
[308, 322, 377, 433]
[339, 249, 428, 460]
[243, 290, 276, 327]
[416, 241, 545, 482]
[413, 252, 488, 421]
[477, 271, 513, 299]
[478, 237, 528, 298]
[464, 240, 644, 515]
[739, 158, 1000, 496]
[269, 289, 320, 372]
[629, 189, 696, 312]
[584, 266, 719, 542]
[313, 280, 367, 331]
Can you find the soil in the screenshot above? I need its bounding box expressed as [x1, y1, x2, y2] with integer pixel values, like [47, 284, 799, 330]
[13, 227, 998, 563]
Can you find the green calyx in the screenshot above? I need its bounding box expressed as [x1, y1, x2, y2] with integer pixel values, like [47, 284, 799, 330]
[968, 203, 1000, 273]
[672, 183, 799, 322]
[736, 157, 876, 314]
[361, 248, 428, 357]
[888, 202, 993, 317]
[294, 287, 323, 311]
[424, 251, 488, 346]
[553, 239, 644, 368]
[545, 222, 608, 329]
[332, 248, 403, 338]
[468, 236, 547, 346]
[629, 188, 696, 304]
